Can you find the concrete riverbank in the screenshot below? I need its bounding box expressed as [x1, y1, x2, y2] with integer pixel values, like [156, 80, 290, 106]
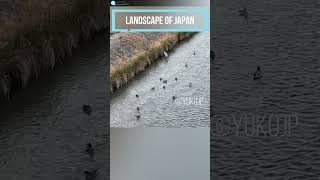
[0, 0, 108, 100]
[110, 32, 194, 92]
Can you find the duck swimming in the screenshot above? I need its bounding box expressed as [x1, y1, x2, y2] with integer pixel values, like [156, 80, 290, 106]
[172, 96, 177, 101]
[151, 87, 155, 90]
[189, 82, 192, 87]
[163, 85, 166, 90]
[136, 94, 139, 98]
[86, 143, 94, 158]
[137, 107, 140, 113]
[253, 66, 262, 80]
[163, 80, 167, 84]
[84, 170, 98, 180]
[185, 63, 188, 68]
[193, 51, 196, 55]
[239, 7, 248, 19]
[175, 77, 177, 81]
[210, 50, 215, 59]
[83, 105, 92, 115]
[160, 78, 162, 82]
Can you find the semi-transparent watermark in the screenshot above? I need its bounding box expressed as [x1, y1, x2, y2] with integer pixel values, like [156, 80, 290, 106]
[175, 97, 204, 106]
[211, 113, 299, 137]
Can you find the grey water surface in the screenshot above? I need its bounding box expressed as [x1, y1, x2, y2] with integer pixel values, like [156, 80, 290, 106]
[110, 128, 210, 180]
[211, 0, 320, 179]
[0, 32, 109, 180]
[111, 32, 210, 128]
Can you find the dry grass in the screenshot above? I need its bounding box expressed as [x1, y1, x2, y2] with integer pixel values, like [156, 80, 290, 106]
[110, 32, 193, 92]
[0, 0, 108, 100]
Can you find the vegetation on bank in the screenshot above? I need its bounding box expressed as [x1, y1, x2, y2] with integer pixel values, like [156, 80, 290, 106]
[0, 0, 107, 100]
[110, 32, 193, 92]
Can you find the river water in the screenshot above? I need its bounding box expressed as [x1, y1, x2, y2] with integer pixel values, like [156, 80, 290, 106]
[0, 32, 109, 180]
[110, 128, 209, 180]
[111, 32, 210, 128]
[211, 0, 320, 179]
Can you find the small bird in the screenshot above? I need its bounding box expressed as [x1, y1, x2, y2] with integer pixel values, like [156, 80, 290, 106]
[86, 143, 94, 158]
[137, 107, 140, 113]
[83, 105, 92, 115]
[163, 86, 166, 90]
[84, 170, 98, 180]
[185, 63, 188, 67]
[151, 87, 155, 90]
[175, 77, 177, 81]
[163, 51, 169, 58]
[163, 80, 167, 84]
[189, 82, 192, 87]
[210, 50, 215, 59]
[136, 94, 139, 98]
[172, 96, 177, 101]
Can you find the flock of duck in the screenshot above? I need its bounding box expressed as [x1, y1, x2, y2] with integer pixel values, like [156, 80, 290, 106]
[80, 105, 98, 180]
[237, 7, 264, 80]
[133, 49, 216, 120]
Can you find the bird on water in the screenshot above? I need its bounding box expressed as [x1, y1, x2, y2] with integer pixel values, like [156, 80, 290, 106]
[83, 105, 92, 115]
[253, 66, 262, 80]
[86, 143, 94, 158]
[84, 170, 98, 180]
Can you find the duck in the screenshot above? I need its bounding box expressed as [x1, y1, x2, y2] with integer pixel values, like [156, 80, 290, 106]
[84, 170, 98, 180]
[193, 51, 196, 55]
[189, 82, 192, 87]
[210, 50, 215, 59]
[82, 105, 92, 115]
[172, 96, 177, 101]
[163, 85, 166, 90]
[163, 51, 169, 58]
[185, 63, 188, 68]
[239, 7, 248, 18]
[175, 77, 177, 81]
[163, 80, 167, 84]
[85, 143, 94, 158]
[151, 87, 155, 90]
[136, 94, 139, 98]
[137, 107, 140, 113]
[136, 115, 141, 120]
[160, 78, 162, 82]
[253, 66, 262, 80]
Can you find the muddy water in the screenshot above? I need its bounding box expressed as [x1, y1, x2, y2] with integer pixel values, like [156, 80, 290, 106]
[0, 32, 108, 180]
[111, 32, 210, 128]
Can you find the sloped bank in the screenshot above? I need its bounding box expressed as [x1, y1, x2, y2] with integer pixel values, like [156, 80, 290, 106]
[110, 32, 194, 92]
[0, 0, 107, 100]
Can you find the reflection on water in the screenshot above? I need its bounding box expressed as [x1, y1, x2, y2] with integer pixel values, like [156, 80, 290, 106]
[211, 0, 320, 178]
[0, 33, 108, 180]
[111, 32, 210, 128]
[110, 128, 209, 180]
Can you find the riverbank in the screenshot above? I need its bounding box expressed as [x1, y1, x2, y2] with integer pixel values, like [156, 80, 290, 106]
[110, 32, 194, 92]
[0, 0, 107, 100]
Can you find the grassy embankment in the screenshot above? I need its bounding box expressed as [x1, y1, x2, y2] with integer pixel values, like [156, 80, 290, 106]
[0, 0, 107, 100]
[110, 32, 194, 92]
